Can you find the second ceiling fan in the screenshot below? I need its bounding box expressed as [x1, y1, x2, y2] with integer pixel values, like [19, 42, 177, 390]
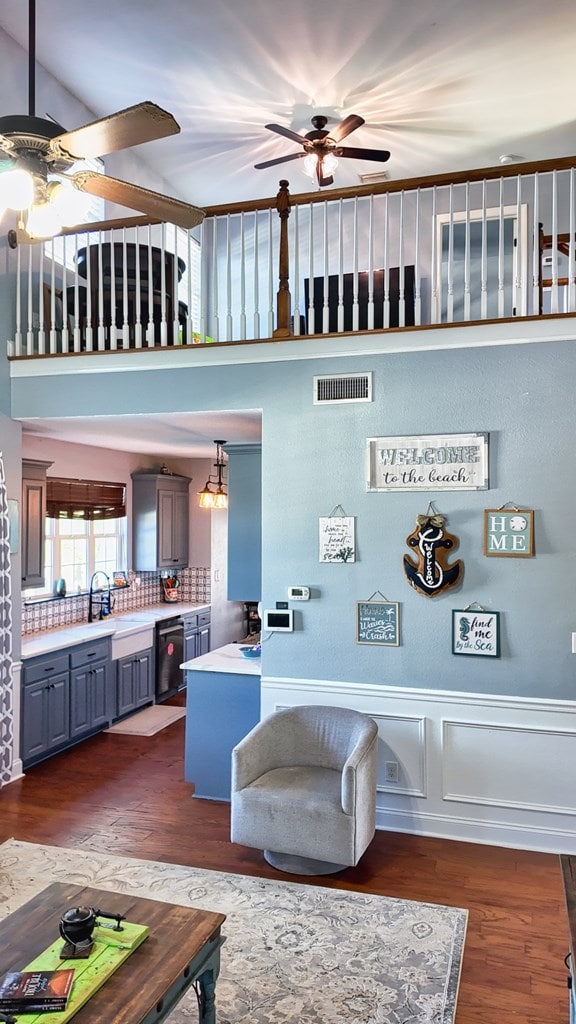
[254, 114, 390, 187]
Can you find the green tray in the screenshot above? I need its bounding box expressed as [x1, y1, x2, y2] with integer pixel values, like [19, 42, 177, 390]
[8, 920, 149, 1023]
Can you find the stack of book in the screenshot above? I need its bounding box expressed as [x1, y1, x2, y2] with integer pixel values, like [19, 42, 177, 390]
[0, 969, 75, 1014]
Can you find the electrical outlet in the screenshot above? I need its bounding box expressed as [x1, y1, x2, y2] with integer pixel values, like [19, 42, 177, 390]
[384, 761, 399, 784]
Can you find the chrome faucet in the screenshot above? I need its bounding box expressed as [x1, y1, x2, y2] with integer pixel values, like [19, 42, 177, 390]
[88, 571, 113, 622]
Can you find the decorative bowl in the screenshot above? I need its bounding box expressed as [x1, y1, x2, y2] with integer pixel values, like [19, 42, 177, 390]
[239, 645, 261, 659]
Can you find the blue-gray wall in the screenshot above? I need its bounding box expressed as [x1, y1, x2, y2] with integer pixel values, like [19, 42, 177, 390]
[10, 336, 576, 700]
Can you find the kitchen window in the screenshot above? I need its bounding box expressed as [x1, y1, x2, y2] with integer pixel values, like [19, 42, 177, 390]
[23, 516, 127, 599]
[23, 476, 127, 600]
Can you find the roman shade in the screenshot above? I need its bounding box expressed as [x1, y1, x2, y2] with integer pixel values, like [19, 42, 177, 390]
[46, 478, 126, 520]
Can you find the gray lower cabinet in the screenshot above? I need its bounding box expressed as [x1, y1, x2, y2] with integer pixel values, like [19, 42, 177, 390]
[183, 610, 211, 662]
[70, 639, 113, 740]
[22, 640, 113, 768]
[21, 653, 70, 766]
[116, 649, 153, 718]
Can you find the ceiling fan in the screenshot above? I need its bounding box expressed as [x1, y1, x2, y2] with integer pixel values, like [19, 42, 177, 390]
[254, 114, 391, 187]
[0, 0, 204, 240]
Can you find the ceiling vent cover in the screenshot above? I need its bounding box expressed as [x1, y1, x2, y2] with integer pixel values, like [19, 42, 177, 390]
[313, 372, 373, 405]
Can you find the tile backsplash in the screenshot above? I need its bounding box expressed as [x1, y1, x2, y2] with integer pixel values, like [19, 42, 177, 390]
[22, 568, 211, 635]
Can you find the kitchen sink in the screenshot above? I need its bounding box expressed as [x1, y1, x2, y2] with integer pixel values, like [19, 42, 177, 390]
[109, 618, 155, 660]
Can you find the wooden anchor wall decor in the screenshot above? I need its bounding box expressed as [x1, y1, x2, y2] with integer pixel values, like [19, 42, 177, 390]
[403, 510, 463, 598]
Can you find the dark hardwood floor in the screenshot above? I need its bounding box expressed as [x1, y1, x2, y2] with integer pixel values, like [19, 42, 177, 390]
[0, 704, 569, 1024]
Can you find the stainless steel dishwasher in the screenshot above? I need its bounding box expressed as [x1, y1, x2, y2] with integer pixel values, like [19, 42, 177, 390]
[155, 616, 184, 701]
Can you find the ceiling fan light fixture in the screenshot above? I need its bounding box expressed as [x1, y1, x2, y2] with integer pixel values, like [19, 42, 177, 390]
[302, 152, 318, 178]
[0, 167, 35, 210]
[302, 151, 338, 180]
[25, 199, 62, 239]
[48, 180, 92, 226]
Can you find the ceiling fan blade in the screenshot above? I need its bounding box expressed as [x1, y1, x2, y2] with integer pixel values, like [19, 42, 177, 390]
[336, 146, 391, 162]
[49, 102, 180, 161]
[265, 123, 308, 146]
[72, 171, 204, 229]
[254, 152, 305, 169]
[327, 114, 365, 144]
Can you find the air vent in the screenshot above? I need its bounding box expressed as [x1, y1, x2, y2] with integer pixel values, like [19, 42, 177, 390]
[313, 372, 373, 405]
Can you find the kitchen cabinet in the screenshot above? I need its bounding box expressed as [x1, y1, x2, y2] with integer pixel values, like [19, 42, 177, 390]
[21, 653, 70, 766]
[22, 639, 112, 767]
[69, 638, 113, 739]
[182, 610, 211, 663]
[224, 444, 261, 601]
[116, 648, 153, 718]
[21, 459, 52, 588]
[131, 472, 190, 571]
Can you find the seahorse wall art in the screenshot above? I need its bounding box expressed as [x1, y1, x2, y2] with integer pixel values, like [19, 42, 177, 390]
[403, 512, 463, 598]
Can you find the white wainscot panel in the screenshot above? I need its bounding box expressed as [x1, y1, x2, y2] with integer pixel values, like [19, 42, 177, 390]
[374, 713, 427, 798]
[443, 719, 576, 814]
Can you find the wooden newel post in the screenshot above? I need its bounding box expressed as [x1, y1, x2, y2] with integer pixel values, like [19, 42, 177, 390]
[273, 179, 292, 338]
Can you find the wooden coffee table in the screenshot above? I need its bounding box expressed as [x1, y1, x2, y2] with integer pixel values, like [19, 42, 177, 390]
[0, 882, 226, 1024]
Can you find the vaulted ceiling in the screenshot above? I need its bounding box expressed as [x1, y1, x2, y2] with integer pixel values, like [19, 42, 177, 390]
[5, 0, 576, 457]
[2, 0, 575, 209]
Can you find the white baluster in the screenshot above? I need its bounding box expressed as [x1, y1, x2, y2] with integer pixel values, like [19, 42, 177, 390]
[292, 205, 301, 335]
[413, 189, 421, 326]
[367, 195, 374, 330]
[253, 212, 260, 340]
[134, 226, 142, 348]
[337, 199, 344, 333]
[322, 203, 329, 334]
[398, 190, 405, 328]
[267, 209, 274, 338]
[352, 197, 359, 332]
[307, 204, 315, 334]
[226, 214, 233, 341]
[239, 212, 246, 340]
[565, 167, 569, 313]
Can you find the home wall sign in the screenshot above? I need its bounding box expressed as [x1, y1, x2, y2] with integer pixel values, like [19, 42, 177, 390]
[367, 433, 489, 492]
[319, 506, 355, 563]
[403, 510, 463, 598]
[452, 607, 500, 657]
[356, 595, 400, 646]
[484, 507, 534, 557]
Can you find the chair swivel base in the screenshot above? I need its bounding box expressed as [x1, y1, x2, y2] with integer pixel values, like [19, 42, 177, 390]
[264, 850, 347, 876]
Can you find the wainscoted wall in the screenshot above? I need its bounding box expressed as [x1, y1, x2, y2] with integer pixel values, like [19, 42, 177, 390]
[261, 677, 576, 854]
[21, 567, 211, 635]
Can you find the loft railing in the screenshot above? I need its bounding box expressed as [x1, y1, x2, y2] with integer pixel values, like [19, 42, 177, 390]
[6, 154, 576, 359]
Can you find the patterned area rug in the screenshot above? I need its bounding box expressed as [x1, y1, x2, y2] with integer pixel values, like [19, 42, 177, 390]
[0, 840, 467, 1024]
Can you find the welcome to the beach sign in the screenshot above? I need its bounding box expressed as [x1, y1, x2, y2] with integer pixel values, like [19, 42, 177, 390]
[367, 433, 489, 492]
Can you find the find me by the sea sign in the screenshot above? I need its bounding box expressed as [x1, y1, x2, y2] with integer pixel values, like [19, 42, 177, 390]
[367, 433, 489, 492]
[452, 609, 500, 657]
[356, 601, 400, 646]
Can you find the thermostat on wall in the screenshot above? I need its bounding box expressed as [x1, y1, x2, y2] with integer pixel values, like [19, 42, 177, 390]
[263, 609, 294, 632]
[288, 586, 310, 601]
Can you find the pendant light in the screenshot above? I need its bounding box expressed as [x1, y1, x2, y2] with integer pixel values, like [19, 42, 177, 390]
[198, 440, 228, 509]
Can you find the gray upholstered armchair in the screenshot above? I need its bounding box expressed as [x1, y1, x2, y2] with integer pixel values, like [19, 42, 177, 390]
[230, 704, 379, 875]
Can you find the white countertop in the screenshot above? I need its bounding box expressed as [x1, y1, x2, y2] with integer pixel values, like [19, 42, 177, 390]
[21, 602, 210, 660]
[181, 642, 261, 676]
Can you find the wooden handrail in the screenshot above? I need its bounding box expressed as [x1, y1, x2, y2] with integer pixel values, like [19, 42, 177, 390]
[9, 151, 575, 245]
[203, 153, 576, 218]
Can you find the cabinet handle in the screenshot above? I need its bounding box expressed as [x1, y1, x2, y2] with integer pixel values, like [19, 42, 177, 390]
[44, 667, 55, 673]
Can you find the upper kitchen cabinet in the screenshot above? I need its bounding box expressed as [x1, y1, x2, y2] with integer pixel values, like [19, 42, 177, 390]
[225, 444, 261, 602]
[21, 459, 52, 588]
[131, 471, 190, 571]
